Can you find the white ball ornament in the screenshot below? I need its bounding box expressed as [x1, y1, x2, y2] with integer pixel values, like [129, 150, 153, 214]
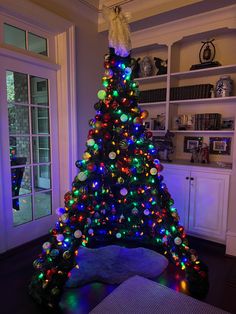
[125, 67, 132, 76]
[116, 232, 122, 239]
[150, 167, 158, 175]
[87, 139, 95, 147]
[144, 209, 150, 216]
[56, 234, 64, 242]
[77, 171, 87, 182]
[120, 187, 128, 196]
[174, 237, 182, 245]
[74, 230, 83, 238]
[42, 242, 51, 250]
[88, 228, 94, 235]
[61, 213, 69, 223]
[132, 207, 139, 215]
[120, 114, 128, 122]
[109, 151, 116, 159]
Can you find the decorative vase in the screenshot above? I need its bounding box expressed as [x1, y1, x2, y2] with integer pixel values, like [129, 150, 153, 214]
[140, 56, 153, 77]
[215, 76, 233, 97]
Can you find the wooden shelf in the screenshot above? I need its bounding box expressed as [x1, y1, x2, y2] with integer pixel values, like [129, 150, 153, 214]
[149, 129, 166, 133]
[171, 64, 236, 79]
[134, 74, 167, 83]
[170, 129, 234, 134]
[139, 101, 166, 106]
[169, 96, 236, 105]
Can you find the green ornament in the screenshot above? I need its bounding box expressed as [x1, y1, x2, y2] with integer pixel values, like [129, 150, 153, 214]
[97, 90, 106, 100]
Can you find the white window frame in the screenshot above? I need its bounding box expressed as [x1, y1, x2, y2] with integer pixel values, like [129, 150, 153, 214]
[0, 4, 77, 252]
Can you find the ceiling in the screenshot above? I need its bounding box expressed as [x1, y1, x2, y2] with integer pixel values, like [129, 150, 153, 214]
[27, 0, 236, 32]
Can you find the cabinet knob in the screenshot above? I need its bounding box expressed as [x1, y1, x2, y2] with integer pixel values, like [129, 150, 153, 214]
[190, 177, 194, 180]
[186, 177, 189, 180]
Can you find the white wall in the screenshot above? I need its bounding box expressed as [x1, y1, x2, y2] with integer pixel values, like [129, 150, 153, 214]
[75, 22, 107, 159]
[27, 0, 107, 160]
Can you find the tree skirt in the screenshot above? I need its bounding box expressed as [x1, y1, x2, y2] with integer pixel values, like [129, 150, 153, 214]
[66, 245, 168, 287]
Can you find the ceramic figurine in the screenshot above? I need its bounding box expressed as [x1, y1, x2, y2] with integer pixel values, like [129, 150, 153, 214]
[215, 76, 233, 97]
[154, 57, 167, 75]
[140, 56, 153, 77]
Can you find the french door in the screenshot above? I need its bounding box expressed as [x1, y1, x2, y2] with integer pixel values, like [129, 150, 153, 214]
[0, 55, 60, 252]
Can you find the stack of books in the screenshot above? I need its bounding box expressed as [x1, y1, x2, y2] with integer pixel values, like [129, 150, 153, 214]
[194, 113, 222, 130]
[139, 88, 166, 103]
[139, 84, 213, 103]
[170, 84, 213, 100]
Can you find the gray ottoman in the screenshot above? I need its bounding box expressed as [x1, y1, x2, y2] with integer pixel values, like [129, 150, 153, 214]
[90, 275, 229, 314]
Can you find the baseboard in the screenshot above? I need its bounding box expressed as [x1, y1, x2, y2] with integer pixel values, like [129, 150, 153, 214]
[188, 235, 226, 255]
[0, 234, 48, 261]
[226, 232, 236, 256]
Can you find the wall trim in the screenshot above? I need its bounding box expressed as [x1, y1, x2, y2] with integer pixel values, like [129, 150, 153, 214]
[56, 25, 78, 204]
[226, 231, 236, 256]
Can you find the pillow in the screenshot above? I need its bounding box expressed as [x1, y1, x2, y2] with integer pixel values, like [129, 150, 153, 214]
[66, 245, 168, 287]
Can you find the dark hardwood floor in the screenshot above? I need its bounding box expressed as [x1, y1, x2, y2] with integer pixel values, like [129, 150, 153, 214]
[0, 236, 236, 314]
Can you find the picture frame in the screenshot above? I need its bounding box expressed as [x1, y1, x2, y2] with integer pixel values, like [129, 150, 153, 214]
[221, 117, 234, 130]
[209, 137, 231, 155]
[143, 119, 152, 130]
[184, 136, 203, 153]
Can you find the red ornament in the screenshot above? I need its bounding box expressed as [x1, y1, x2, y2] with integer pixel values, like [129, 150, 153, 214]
[89, 130, 94, 136]
[87, 163, 96, 172]
[146, 131, 153, 138]
[122, 98, 130, 106]
[95, 114, 101, 121]
[103, 113, 111, 122]
[104, 132, 112, 140]
[110, 58, 116, 66]
[133, 117, 142, 125]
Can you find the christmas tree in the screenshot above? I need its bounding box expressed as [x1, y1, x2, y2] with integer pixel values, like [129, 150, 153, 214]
[29, 6, 208, 309]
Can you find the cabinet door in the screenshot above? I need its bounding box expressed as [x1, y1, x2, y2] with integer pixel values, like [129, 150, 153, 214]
[162, 167, 190, 229]
[189, 171, 229, 243]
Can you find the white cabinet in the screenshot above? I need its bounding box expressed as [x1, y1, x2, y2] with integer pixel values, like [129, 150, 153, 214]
[162, 164, 230, 243]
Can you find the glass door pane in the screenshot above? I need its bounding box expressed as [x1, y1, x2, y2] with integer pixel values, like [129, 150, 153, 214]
[6, 71, 52, 226]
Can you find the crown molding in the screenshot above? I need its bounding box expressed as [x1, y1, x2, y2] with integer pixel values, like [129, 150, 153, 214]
[98, 0, 203, 32]
[77, 0, 99, 11]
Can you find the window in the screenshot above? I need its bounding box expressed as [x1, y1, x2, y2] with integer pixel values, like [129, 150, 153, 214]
[4, 23, 48, 56]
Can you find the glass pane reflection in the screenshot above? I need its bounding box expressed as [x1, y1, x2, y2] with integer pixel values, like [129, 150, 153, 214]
[4, 23, 26, 50]
[9, 136, 30, 164]
[13, 195, 32, 226]
[33, 137, 50, 163]
[28, 32, 47, 56]
[31, 107, 50, 134]
[34, 191, 52, 219]
[11, 166, 31, 203]
[33, 165, 51, 191]
[8, 104, 29, 134]
[6, 71, 28, 104]
[30, 76, 48, 106]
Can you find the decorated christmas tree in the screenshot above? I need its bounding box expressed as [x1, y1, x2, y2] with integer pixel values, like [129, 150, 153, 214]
[29, 6, 208, 310]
